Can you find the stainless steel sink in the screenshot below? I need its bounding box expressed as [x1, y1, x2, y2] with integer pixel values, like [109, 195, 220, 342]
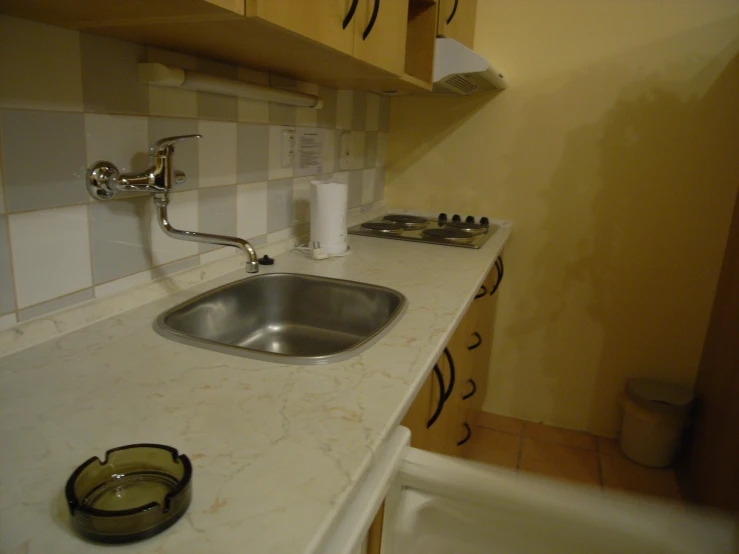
[154, 273, 407, 365]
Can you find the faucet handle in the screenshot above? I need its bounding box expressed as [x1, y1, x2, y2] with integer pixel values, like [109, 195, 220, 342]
[150, 134, 202, 157]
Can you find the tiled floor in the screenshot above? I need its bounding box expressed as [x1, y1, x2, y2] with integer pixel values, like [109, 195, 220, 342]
[464, 412, 682, 502]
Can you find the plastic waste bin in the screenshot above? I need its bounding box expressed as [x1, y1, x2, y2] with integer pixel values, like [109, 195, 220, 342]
[619, 379, 694, 468]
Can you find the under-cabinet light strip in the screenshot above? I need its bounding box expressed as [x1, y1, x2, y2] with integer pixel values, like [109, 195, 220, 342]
[138, 63, 323, 109]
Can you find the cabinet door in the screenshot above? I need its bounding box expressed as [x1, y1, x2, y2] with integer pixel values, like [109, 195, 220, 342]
[437, 0, 477, 49]
[248, 0, 357, 55]
[353, 0, 409, 75]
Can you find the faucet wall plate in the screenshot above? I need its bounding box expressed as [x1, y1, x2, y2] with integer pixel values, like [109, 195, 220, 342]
[87, 162, 120, 201]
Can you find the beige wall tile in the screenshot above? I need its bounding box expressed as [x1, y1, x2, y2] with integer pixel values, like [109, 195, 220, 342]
[80, 34, 147, 114]
[237, 67, 269, 123]
[376, 132, 388, 166]
[365, 93, 380, 131]
[361, 168, 376, 206]
[85, 114, 149, 175]
[464, 427, 521, 469]
[145, 47, 199, 117]
[197, 120, 237, 187]
[478, 412, 524, 435]
[0, 16, 83, 112]
[292, 176, 312, 226]
[525, 422, 597, 451]
[519, 439, 600, 486]
[0, 168, 5, 214]
[336, 90, 353, 130]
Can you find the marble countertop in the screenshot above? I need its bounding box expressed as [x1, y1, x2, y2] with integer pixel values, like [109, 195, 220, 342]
[0, 224, 511, 554]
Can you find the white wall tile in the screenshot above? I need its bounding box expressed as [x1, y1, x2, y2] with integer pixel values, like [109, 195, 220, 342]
[0, 312, 17, 332]
[9, 206, 92, 308]
[198, 120, 237, 187]
[361, 168, 377, 205]
[377, 132, 388, 166]
[237, 181, 268, 240]
[268, 125, 295, 180]
[148, 190, 198, 265]
[365, 93, 380, 132]
[94, 269, 152, 298]
[200, 247, 233, 265]
[85, 114, 149, 174]
[336, 90, 353, 130]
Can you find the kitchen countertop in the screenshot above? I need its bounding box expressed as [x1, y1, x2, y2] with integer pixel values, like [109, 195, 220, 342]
[0, 223, 511, 554]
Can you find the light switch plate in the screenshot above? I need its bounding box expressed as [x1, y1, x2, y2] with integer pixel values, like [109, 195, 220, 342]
[280, 127, 296, 168]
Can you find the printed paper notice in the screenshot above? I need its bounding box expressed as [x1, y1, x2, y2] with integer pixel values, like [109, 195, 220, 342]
[294, 128, 325, 177]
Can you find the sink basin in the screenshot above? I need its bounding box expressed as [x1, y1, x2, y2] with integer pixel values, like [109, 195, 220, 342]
[154, 273, 407, 365]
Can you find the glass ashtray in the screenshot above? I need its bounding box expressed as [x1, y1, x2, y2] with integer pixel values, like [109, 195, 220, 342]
[65, 443, 192, 544]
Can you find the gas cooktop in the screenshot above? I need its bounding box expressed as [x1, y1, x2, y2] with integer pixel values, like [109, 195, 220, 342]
[348, 214, 498, 249]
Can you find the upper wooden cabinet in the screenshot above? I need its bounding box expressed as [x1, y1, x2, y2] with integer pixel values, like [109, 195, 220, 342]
[246, 0, 356, 56]
[249, 0, 408, 75]
[0, 0, 431, 92]
[437, 0, 477, 49]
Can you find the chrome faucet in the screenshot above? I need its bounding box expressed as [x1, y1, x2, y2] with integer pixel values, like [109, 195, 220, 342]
[87, 135, 259, 273]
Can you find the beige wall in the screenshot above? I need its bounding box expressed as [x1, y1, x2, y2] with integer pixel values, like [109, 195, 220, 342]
[387, 0, 739, 435]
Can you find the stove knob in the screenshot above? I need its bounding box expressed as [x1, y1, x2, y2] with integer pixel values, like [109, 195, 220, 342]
[452, 214, 461, 222]
[480, 217, 490, 226]
[465, 216, 475, 224]
[438, 213, 448, 222]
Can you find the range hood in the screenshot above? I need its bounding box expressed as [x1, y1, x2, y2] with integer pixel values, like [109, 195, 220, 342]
[432, 38, 508, 95]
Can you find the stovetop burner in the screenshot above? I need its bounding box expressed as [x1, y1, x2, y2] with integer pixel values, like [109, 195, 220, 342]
[361, 222, 404, 235]
[349, 214, 499, 249]
[422, 228, 476, 244]
[443, 221, 487, 235]
[383, 214, 429, 230]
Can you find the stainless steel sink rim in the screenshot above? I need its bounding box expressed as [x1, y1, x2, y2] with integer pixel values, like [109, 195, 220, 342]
[153, 273, 408, 365]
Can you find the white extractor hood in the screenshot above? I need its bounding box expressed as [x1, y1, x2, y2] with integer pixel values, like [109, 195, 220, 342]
[432, 38, 508, 95]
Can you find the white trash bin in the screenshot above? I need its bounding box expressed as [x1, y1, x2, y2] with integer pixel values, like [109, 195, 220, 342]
[619, 379, 694, 468]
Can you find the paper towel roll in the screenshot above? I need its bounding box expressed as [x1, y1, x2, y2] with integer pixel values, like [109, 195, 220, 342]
[310, 180, 348, 255]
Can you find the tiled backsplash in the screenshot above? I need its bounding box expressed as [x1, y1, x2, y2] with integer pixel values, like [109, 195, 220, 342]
[0, 15, 389, 330]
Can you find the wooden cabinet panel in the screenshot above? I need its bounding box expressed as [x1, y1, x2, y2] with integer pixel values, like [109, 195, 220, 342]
[437, 0, 477, 49]
[353, 0, 409, 75]
[249, 0, 356, 55]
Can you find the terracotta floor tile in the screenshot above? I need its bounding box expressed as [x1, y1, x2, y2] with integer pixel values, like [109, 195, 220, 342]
[519, 438, 601, 486]
[524, 422, 597, 451]
[464, 427, 521, 469]
[600, 452, 682, 501]
[596, 436, 622, 457]
[477, 412, 524, 435]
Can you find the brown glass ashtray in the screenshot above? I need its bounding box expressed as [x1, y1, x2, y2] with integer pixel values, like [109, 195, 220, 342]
[65, 444, 192, 544]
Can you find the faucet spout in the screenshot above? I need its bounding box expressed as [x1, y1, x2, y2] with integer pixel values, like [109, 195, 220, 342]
[154, 195, 259, 273]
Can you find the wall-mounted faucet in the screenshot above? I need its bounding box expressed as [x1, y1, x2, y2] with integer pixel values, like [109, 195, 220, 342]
[87, 135, 259, 273]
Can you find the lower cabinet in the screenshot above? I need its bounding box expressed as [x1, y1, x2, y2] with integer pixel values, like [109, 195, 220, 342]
[368, 256, 504, 553]
[401, 256, 503, 457]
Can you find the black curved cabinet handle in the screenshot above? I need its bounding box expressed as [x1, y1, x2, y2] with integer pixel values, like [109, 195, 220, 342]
[462, 378, 477, 400]
[490, 255, 504, 296]
[446, 0, 459, 25]
[426, 363, 445, 429]
[362, 0, 380, 40]
[457, 422, 472, 446]
[475, 284, 488, 299]
[342, 0, 359, 29]
[442, 347, 455, 402]
[468, 331, 482, 351]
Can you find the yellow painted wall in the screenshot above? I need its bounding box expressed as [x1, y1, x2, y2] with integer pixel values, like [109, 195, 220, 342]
[387, 0, 739, 436]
